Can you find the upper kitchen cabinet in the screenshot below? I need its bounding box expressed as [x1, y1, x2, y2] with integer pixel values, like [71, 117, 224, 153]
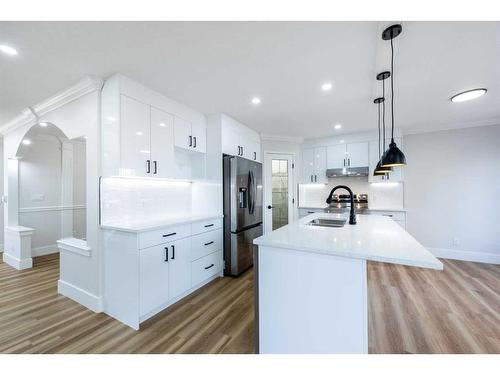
[303, 147, 327, 183]
[101, 74, 207, 177]
[215, 114, 261, 162]
[368, 138, 403, 183]
[326, 142, 368, 169]
[174, 116, 207, 153]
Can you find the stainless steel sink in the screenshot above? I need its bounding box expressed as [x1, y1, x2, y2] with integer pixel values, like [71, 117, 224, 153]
[306, 218, 347, 228]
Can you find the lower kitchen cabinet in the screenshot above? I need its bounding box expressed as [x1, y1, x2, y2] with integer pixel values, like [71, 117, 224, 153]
[103, 217, 223, 330]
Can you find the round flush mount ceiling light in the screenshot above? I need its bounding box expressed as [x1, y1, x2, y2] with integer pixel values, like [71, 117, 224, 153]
[333, 123, 342, 130]
[22, 139, 31, 145]
[321, 82, 333, 91]
[450, 88, 487, 103]
[251, 97, 261, 105]
[0, 44, 18, 56]
[39, 122, 48, 127]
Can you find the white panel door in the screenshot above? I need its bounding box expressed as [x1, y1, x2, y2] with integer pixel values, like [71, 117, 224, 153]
[191, 122, 206, 153]
[302, 148, 315, 183]
[120, 95, 151, 177]
[168, 237, 192, 300]
[139, 244, 170, 316]
[150, 107, 175, 178]
[174, 116, 192, 150]
[346, 142, 369, 168]
[313, 147, 327, 184]
[327, 144, 347, 169]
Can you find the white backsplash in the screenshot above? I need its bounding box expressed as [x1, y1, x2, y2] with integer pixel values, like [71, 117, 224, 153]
[298, 177, 404, 209]
[100, 177, 222, 227]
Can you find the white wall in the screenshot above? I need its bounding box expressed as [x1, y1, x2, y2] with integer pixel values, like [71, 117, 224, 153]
[404, 125, 500, 263]
[0, 138, 3, 250]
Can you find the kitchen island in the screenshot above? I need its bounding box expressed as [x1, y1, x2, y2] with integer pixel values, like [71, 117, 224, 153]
[253, 212, 442, 354]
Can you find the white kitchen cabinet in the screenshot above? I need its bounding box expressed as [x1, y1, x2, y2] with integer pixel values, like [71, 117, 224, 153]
[174, 117, 206, 153]
[150, 106, 175, 178]
[120, 95, 151, 177]
[347, 142, 369, 168]
[368, 138, 403, 183]
[326, 142, 368, 170]
[139, 243, 170, 316]
[303, 147, 327, 183]
[219, 114, 261, 161]
[168, 237, 192, 301]
[103, 216, 223, 330]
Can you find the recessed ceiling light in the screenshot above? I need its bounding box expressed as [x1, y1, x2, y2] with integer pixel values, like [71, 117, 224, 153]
[22, 139, 31, 145]
[251, 97, 261, 105]
[451, 88, 487, 102]
[39, 122, 48, 127]
[0, 44, 18, 56]
[334, 123, 342, 130]
[339, 139, 345, 143]
[159, 123, 166, 127]
[321, 82, 333, 91]
[136, 131, 143, 136]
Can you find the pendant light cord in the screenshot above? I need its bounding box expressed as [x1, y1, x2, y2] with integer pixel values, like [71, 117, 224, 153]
[377, 102, 381, 158]
[382, 79, 386, 151]
[390, 36, 395, 143]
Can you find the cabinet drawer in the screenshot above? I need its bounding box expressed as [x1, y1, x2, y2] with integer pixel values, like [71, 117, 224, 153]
[191, 218, 222, 235]
[138, 223, 191, 249]
[191, 251, 223, 287]
[191, 229, 222, 261]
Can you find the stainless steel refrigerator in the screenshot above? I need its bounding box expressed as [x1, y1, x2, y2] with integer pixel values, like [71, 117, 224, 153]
[223, 155, 263, 276]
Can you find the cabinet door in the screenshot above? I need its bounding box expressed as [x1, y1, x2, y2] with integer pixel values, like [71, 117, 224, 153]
[150, 107, 175, 178]
[313, 147, 327, 184]
[326, 144, 347, 169]
[248, 140, 261, 162]
[346, 142, 369, 168]
[302, 148, 315, 183]
[222, 122, 240, 156]
[191, 122, 206, 153]
[120, 95, 151, 177]
[139, 244, 170, 316]
[174, 116, 192, 150]
[168, 237, 192, 301]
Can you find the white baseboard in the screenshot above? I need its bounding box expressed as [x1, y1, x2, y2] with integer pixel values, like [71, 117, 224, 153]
[2, 252, 33, 270]
[428, 247, 500, 265]
[58, 279, 103, 312]
[32, 244, 59, 257]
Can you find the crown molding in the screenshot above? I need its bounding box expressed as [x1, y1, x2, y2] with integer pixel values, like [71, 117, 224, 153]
[260, 133, 304, 143]
[0, 76, 104, 135]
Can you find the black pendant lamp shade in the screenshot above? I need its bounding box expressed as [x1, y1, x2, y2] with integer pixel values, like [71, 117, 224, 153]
[373, 97, 391, 175]
[381, 24, 407, 167]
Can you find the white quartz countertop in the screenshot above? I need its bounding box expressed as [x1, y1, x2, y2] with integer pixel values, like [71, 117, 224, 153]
[100, 214, 223, 233]
[254, 213, 442, 270]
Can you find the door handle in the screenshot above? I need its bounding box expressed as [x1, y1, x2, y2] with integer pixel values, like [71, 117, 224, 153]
[204, 223, 214, 228]
[241, 146, 244, 156]
[193, 136, 197, 148]
[164, 247, 169, 262]
[153, 160, 157, 174]
[254, 151, 256, 160]
[204, 241, 214, 246]
[267, 205, 273, 209]
[348, 158, 351, 167]
[310, 175, 313, 182]
[314, 175, 317, 182]
[189, 135, 192, 147]
[146, 160, 151, 174]
[171, 245, 175, 260]
[162, 232, 176, 237]
[204, 264, 214, 270]
[343, 159, 346, 167]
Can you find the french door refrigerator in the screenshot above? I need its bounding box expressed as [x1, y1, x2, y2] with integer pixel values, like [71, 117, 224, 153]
[223, 155, 263, 276]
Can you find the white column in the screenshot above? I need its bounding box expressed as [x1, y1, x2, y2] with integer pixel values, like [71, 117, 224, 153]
[60, 140, 74, 238]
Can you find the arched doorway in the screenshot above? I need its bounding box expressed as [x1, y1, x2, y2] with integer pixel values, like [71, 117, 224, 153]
[4, 122, 86, 268]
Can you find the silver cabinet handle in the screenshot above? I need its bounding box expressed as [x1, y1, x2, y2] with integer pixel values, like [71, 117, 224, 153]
[164, 247, 169, 262]
[153, 160, 157, 174]
[189, 135, 192, 147]
[193, 136, 197, 148]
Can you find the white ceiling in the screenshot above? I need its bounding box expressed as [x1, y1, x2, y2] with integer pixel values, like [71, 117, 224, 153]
[1, 21, 499, 139]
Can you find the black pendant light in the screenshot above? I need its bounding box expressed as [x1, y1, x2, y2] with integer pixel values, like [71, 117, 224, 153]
[374, 71, 392, 175]
[381, 24, 407, 167]
[373, 97, 389, 175]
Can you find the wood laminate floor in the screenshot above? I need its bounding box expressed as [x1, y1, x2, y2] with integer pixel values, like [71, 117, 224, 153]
[0, 254, 498, 353]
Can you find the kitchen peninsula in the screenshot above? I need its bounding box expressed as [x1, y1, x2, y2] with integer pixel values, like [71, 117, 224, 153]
[253, 212, 443, 354]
